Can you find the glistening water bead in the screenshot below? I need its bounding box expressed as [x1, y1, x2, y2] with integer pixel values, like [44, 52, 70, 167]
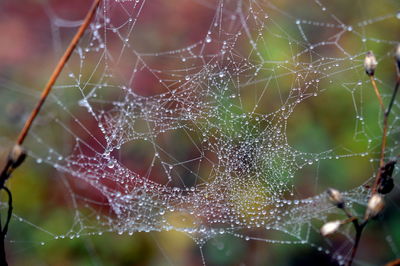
[107, 160, 115, 169]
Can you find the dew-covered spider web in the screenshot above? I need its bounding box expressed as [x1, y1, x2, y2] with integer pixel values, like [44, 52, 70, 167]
[3, 0, 400, 264]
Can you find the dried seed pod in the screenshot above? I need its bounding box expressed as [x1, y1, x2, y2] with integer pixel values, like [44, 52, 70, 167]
[366, 194, 385, 219]
[327, 188, 344, 208]
[8, 145, 26, 169]
[378, 160, 396, 194]
[320, 220, 341, 237]
[364, 51, 377, 76]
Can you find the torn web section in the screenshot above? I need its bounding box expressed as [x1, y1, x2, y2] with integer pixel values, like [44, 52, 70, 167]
[17, 0, 400, 264]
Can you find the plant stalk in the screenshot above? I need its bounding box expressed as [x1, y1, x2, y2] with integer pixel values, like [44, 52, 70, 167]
[0, 1, 101, 264]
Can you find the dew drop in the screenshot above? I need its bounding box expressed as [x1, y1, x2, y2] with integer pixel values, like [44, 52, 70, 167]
[107, 160, 115, 169]
[78, 99, 89, 108]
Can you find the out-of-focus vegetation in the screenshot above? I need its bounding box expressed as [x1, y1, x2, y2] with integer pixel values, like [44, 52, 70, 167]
[0, 0, 399, 265]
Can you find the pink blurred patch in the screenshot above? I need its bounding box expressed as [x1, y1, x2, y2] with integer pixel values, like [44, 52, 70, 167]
[0, 18, 33, 67]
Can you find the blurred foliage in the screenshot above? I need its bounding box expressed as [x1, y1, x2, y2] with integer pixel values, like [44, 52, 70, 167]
[0, 0, 399, 265]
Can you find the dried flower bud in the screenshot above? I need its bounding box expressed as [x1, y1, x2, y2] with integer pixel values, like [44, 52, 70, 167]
[8, 145, 26, 169]
[327, 188, 344, 208]
[320, 220, 341, 237]
[378, 160, 396, 194]
[395, 44, 400, 71]
[364, 51, 377, 76]
[378, 177, 394, 195]
[366, 194, 384, 219]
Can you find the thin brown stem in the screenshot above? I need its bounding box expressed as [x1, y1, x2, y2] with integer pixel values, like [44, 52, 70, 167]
[386, 258, 400, 266]
[347, 222, 366, 266]
[0, 0, 101, 184]
[0, 1, 101, 265]
[342, 216, 357, 225]
[370, 75, 390, 195]
[370, 76, 385, 113]
[16, 0, 101, 145]
[338, 207, 363, 266]
[347, 74, 386, 263]
[370, 74, 399, 195]
[348, 71, 399, 265]
[370, 111, 389, 195]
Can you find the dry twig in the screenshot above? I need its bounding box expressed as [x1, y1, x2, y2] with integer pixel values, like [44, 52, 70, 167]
[0, 1, 101, 265]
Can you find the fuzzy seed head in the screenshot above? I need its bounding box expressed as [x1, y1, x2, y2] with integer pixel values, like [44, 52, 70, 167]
[364, 51, 377, 76]
[366, 194, 384, 219]
[327, 188, 344, 208]
[320, 220, 341, 237]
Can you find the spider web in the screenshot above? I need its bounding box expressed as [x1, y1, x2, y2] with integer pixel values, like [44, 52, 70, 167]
[4, 0, 400, 264]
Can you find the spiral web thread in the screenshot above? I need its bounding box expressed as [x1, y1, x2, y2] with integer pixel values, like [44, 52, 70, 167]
[15, 0, 400, 263]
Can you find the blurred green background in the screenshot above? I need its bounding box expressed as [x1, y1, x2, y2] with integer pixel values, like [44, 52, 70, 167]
[0, 0, 399, 265]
